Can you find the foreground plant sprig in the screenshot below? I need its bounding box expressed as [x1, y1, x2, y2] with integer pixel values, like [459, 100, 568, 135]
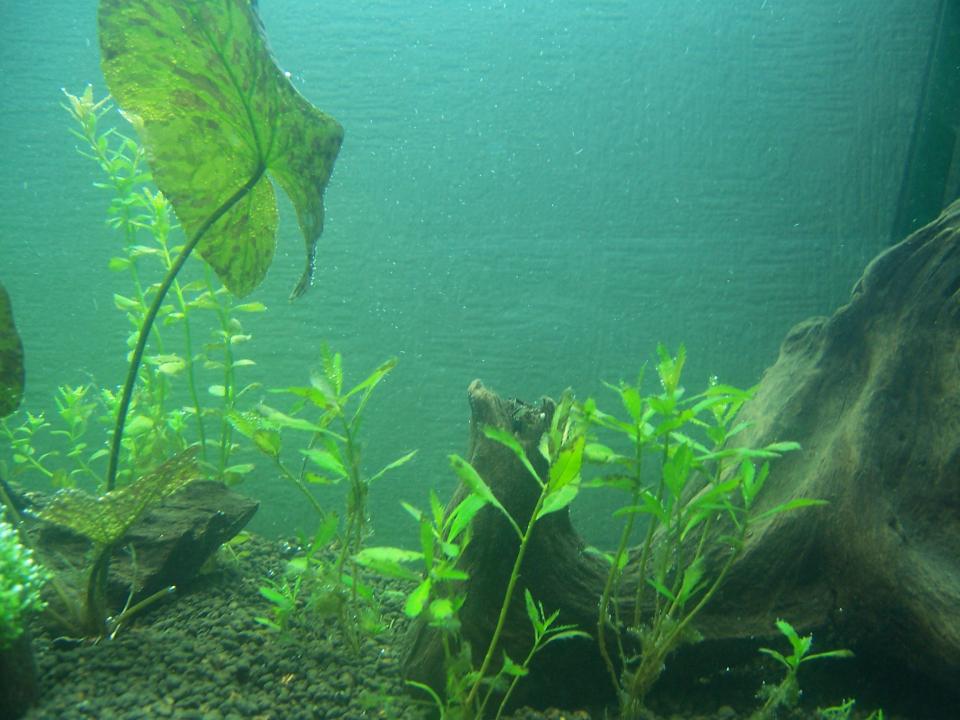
[234, 347, 415, 650]
[358, 393, 589, 720]
[751, 618, 854, 720]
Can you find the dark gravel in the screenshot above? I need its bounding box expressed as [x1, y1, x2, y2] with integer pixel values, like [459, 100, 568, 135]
[24, 535, 428, 720]
[19, 535, 886, 720]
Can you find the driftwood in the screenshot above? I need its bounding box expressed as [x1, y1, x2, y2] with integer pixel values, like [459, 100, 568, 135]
[403, 200, 960, 715]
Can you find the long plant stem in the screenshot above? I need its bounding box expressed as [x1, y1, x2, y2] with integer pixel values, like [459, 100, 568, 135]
[105, 165, 265, 491]
[465, 488, 548, 714]
[167, 263, 207, 463]
[597, 489, 638, 693]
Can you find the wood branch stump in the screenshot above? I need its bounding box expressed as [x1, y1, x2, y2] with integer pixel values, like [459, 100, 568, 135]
[403, 200, 960, 716]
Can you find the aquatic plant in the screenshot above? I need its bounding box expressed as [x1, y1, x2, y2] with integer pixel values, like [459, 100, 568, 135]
[254, 574, 303, 636]
[3, 80, 274, 490]
[819, 698, 885, 720]
[0, 519, 48, 649]
[582, 345, 823, 718]
[358, 393, 590, 719]
[751, 618, 854, 720]
[95, 0, 343, 493]
[60, 84, 267, 486]
[233, 347, 415, 650]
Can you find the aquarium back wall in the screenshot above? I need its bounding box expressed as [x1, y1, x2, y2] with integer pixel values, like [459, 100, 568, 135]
[0, 0, 938, 544]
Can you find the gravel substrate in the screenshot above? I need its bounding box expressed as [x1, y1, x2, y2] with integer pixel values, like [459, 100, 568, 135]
[19, 535, 889, 720]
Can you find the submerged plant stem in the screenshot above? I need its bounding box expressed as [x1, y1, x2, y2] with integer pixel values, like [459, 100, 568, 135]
[105, 164, 266, 491]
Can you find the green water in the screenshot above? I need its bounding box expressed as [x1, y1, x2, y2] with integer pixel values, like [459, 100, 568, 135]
[0, 0, 947, 548]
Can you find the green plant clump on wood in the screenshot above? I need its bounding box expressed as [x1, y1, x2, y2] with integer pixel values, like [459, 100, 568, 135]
[583, 345, 824, 718]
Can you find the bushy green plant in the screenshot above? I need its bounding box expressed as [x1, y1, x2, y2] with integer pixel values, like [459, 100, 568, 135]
[6, 0, 342, 642]
[2, 86, 269, 492]
[234, 347, 416, 650]
[751, 618, 854, 720]
[582, 345, 823, 718]
[254, 574, 302, 636]
[93, 0, 342, 494]
[0, 518, 48, 649]
[358, 393, 590, 720]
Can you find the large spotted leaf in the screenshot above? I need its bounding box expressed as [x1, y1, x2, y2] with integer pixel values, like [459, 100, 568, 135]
[0, 282, 24, 418]
[99, 0, 343, 298]
[39, 447, 202, 546]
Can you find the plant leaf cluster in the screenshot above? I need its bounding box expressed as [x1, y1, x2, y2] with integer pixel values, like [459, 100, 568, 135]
[750, 618, 855, 720]
[232, 347, 415, 650]
[582, 344, 823, 718]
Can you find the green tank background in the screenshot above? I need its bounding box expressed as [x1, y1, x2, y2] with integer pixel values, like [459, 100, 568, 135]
[0, 0, 942, 546]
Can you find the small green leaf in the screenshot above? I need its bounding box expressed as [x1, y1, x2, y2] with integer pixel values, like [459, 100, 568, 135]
[125, 414, 154, 436]
[758, 647, 791, 670]
[428, 597, 455, 621]
[113, 293, 141, 312]
[368, 449, 417, 484]
[449, 454, 521, 539]
[417, 517, 435, 573]
[304, 471, 339, 485]
[355, 547, 422, 582]
[482, 425, 542, 484]
[805, 649, 855, 663]
[524, 589, 541, 630]
[618, 384, 644, 424]
[500, 652, 528, 677]
[548, 434, 584, 492]
[300, 447, 348, 479]
[445, 493, 487, 544]
[754, 498, 828, 523]
[405, 579, 432, 617]
[254, 617, 282, 632]
[259, 586, 291, 607]
[538, 484, 579, 519]
[256, 405, 323, 432]
[208, 385, 226, 398]
[676, 557, 705, 604]
[584, 443, 622, 464]
[433, 566, 469, 582]
[764, 441, 802, 454]
[252, 429, 281, 457]
[344, 357, 397, 402]
[613, 490, 667, 523]
[223, 463, 254, 475]
[647, 577, 676, 603]
[233, 302, 267, 313]
[662, 443, 695, 499]
[541, 629, 592, 646]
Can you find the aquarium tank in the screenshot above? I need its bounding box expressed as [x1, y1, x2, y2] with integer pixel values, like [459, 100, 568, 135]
[0, 1, 957, 719]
